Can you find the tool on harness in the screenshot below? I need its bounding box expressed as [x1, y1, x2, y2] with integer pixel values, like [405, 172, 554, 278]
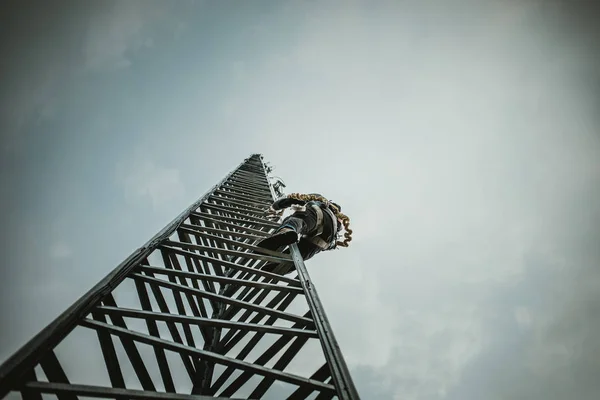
[284, 193, 352, 248]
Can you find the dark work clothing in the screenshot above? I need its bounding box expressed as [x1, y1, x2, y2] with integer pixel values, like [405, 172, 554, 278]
[272, 194, 341, 232]
[273, 198, 340, 261]
[271, 196, 306, 211]
[258, 194, 342, 274]
[278, 211, 323, 260]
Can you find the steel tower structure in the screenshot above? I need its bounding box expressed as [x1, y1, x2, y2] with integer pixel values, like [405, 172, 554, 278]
[0, 154, 359, 399]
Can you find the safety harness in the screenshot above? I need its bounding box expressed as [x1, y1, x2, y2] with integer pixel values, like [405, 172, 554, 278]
[272, 193, 352, 248]
[304, 202, 339, 250]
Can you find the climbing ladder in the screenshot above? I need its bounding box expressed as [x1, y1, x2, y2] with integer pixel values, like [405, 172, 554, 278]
[0, 154, 359, 399]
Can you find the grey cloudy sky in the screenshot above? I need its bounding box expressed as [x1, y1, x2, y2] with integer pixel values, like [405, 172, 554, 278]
[1, 0, 600, 399]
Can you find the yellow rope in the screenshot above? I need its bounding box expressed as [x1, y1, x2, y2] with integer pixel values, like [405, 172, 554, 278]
[286, 193, 352, 248]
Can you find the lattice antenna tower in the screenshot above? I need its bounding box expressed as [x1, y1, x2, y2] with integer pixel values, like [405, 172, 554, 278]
[0, 154, 360, 399]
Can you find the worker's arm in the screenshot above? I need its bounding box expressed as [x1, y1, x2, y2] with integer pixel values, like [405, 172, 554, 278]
[271, 195, 306, 211]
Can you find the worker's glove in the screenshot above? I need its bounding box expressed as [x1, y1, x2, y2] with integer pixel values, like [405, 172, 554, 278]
[263, 206, 275, 214]
[264, 206, 282, 220]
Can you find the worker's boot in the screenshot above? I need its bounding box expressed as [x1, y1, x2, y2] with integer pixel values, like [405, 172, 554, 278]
[255, 227, 298, 251]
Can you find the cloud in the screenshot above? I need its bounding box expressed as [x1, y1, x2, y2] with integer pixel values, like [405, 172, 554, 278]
[49, 241, 73, 259]
[83, 1, 168, 72]
[358, 305, 486, 400]
[443, 242, 600, 400]
[3, 1, 600, 399]
[231, 61, 247, 82]
[115, 150, 186, 210]
[514, 307, 533, 330]
[82, 0, 194, 72]
[224, 1, 600, 398]
[1, 0, 185, 155]
[0, 0, 87, 153]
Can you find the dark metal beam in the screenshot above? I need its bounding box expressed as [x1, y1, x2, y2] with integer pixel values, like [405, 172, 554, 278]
[101, 295, 156, 391]
[91, 311, 126, 389]
[80, 319, 337, 394]
[18, 370, 42, 400]
[21, 382, 239, 400]
[190, 211, 280, 230]
[175, 228, 289, 260]
[133, 279, 176, 393]
[94, 306, 318, 339]
[162, 240, 288, 263]
[179, 224, 266, 241]
[160, 245, 298, 286]
[247, 335, 311, 399]
[201, 202, 269, 222]
[0, 156, 254, 398]
[0, 154, 360, 400]
[130, 273, 313, 326]
[134, 271, 201, 381]
[216, 312, 313, 397]
[208, 194, 267, 212]
[218, 292, 300, 354]
[189, 213, 272, 236]
[39, 351, 77, 400]
[139, 265, 303, 294]
[288, 363, 333, 399]
[213, 189, 272, 207]
[290, 243, 360, 400]
[210, 296, 294, 394]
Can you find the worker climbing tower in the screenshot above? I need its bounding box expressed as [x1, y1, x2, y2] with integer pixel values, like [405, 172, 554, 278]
[0, 154, 359, 399]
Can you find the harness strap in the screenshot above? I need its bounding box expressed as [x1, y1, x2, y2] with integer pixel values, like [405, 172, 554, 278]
[308, 235, 331, 249]
[311, 204, 324, 236]
[323, 207, 339, 249]
[307, 204, 338, 250]
[323, 207, 338, 233]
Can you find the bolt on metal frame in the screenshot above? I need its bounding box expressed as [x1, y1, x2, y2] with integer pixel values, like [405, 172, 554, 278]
[0, 154, 360, 399]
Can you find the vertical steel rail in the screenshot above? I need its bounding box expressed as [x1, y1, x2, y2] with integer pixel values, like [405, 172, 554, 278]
[290, 245, 360, 400]
[257, 157, 360, 400]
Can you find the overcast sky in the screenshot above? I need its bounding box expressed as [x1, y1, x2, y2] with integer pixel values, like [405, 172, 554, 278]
[1, 0, 600, 399]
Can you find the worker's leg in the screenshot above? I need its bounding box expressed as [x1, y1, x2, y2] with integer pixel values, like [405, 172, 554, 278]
[278, 212, 317, 234]
[297, 239, 320, 261]
[282, 208, 318, 234]
[256, 210, 318, 251]
[277, 215, 305, 234]
[259, 239, 320, 275]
